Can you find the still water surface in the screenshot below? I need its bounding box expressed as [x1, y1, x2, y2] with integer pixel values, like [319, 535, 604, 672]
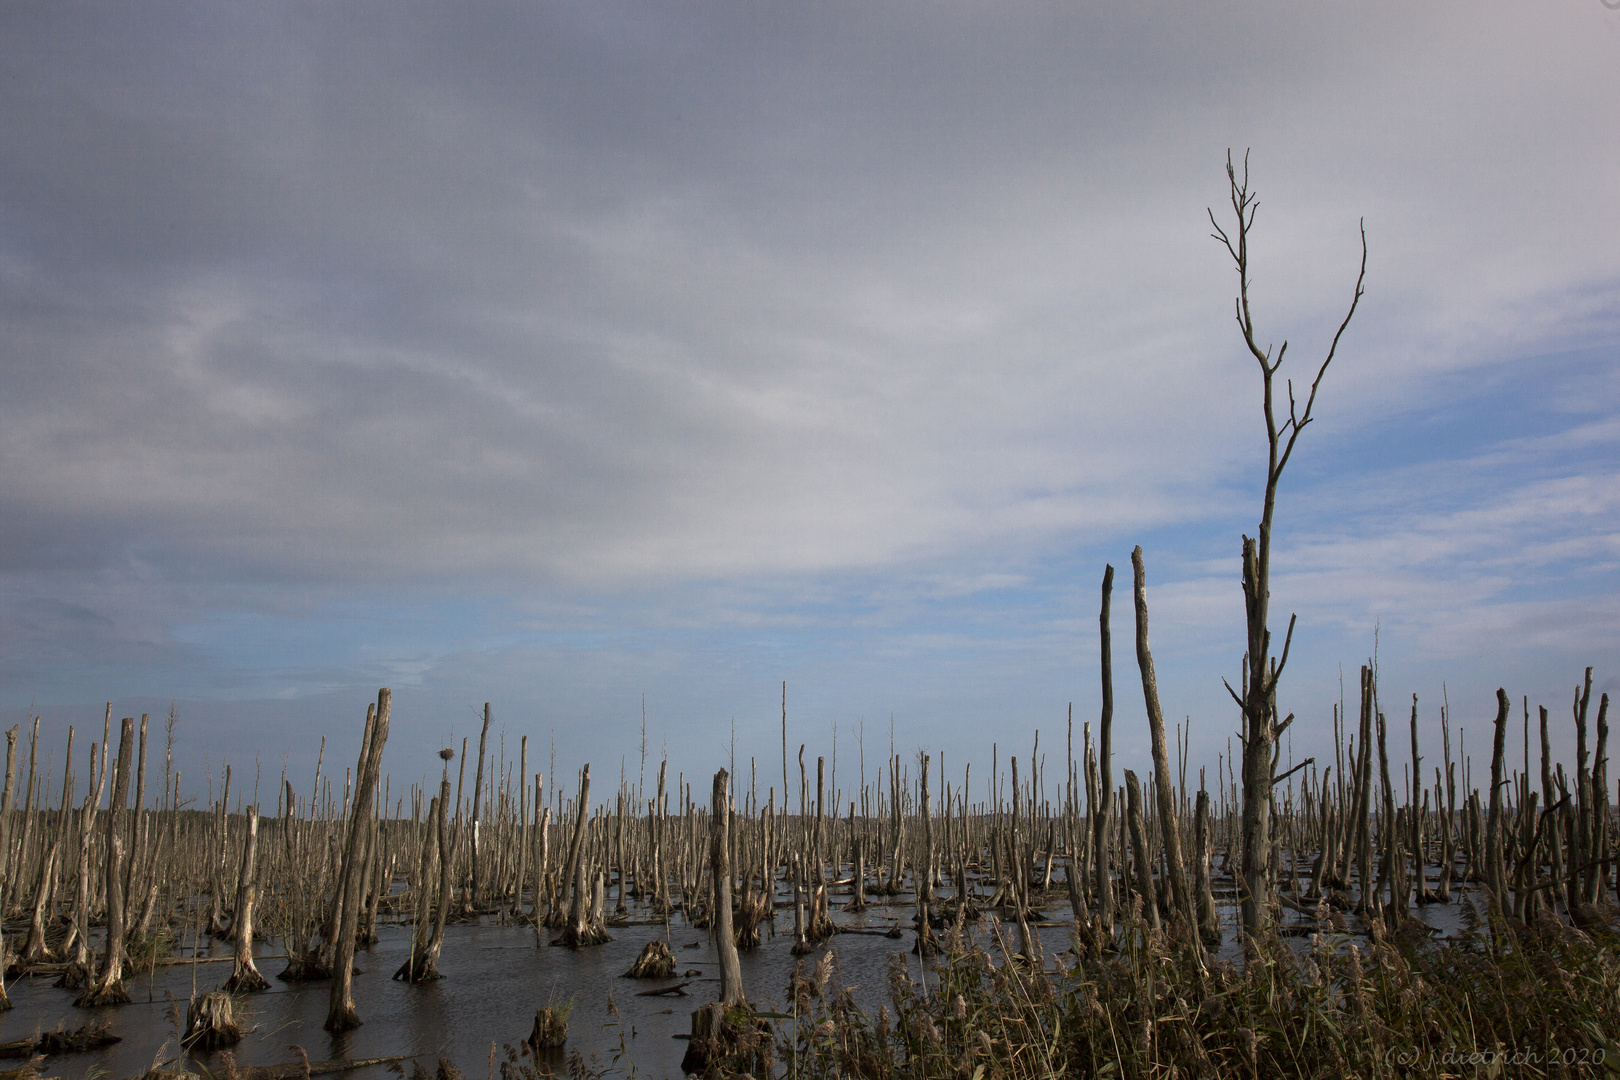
[1, 881, 1474, 1079]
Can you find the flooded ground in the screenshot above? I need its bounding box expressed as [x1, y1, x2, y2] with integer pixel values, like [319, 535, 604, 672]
[0, 872, 1484, 1079]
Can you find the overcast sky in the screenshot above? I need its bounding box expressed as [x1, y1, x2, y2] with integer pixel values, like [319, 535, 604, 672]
[3, 2, 1617, 809]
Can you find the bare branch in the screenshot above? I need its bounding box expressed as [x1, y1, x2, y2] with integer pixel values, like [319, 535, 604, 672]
[1274, 756, 1314, 785]
[1265, 613, 1299, 694]
[1275, 219, 1368, 479]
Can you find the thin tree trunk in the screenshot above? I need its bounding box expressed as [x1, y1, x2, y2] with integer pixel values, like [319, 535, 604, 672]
[1132, 547, 1195, 947]
[326, 689, 391, 1032]
[710, 769, 744, 1006]
[1094, 565, 1116, 936]
[1125, 771, 1159, 931]
[223, 807, 269, 992]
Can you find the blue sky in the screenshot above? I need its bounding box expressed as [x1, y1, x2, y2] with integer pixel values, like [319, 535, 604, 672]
[2, 2, 1617, 808]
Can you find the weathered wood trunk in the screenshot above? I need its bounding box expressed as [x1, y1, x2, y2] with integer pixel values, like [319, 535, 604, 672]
[185, 991, 242, 1050]
[913, 753, 938, 957]
[554, 766, 609, 948]
[469, 703, 492, 909]
[61, 714, 110, 990]
[1125, 770, 1159, 931]
[0, 726, 16, 1008]
[325, 688, 391, 1032]
[223, 807, 269, 993]
[396, 780, 452, 982]
[1194, 788, 1221, 946]
[710, 769, 744, 1006]
[1094, 565, 1116, 937]
[1484, 688, 1510, 913]
[1132, 547, 1195, 949]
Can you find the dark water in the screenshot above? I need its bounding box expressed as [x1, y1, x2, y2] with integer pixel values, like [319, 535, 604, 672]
[0, 876, 1482, 1080]
[1, 894, 1083, 1080]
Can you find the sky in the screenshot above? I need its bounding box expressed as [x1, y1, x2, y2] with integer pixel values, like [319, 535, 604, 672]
[2, 1, 1618, 812]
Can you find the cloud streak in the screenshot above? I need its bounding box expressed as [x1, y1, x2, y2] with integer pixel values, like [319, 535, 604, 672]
[0, 1, 1616, 789]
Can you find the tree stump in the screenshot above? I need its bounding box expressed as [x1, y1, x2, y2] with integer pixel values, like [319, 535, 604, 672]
[277, 951, 332, 982]
[679, 1002, 772, 1077]
[184, 991, 242, 1050]
[623, 940, 676, 979]
[526, 1007, 568, 1053]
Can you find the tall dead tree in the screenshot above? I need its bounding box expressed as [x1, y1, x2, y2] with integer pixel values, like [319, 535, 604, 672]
[1210, 151, 1366, 934]
[1132, 547, 1194, 946]
[469, 703, 492, 908]
[1094, 565, 1116, 936]
[222, 806, 269, 993]
[710, 769, 744, 1007]
[79, 715, 135, 1006]
[326, 688, 391, 1032]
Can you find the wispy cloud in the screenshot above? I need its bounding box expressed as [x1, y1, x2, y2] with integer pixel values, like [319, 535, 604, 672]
[0, 1, 1615, 787]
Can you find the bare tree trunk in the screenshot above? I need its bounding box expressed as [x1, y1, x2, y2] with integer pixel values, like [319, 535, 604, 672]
[710, 769, 744, 1006]
[1124, 771, 1159, 931]
[1209, 153, 1365, 937]
[1353, 667, 1376, 912]
[0, 726, 16, 1008]
[1132, 547, 1194, 946]
[326, 688, 391, 1032]
[79, 715, 136, 1005]
[1094, 565, 1116, 937]
[469, 703, 491, 910]
[555, 766, 609, 948]
[1587, 693, 1610, 907]
[1194, 789, 1221, 947]
[223, 807, 269, 993]
[914, 753, 938, 957]
[411, 780, 454, 979]
[60, 718, 109, 989]
[1484, 688, 1510, 915]
[532, 802, 550, 945]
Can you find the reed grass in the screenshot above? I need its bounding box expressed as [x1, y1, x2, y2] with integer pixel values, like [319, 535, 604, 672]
[781, 904, 1620, 1080]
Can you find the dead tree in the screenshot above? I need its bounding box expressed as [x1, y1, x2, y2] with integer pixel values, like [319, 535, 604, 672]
[1210, 151, 1366, 935]
[326, 688, 391, 1032]
[1132, 547, 1195, 949]
[554, 765, 610, 948]
[222, 806, 269, 993]
[710, 769, 744, 1007]
[1094, 565, 1116, 937]
[396, 780, 453, 982]
[78, 716, 135, 1006]
[469, 703, 492, 910]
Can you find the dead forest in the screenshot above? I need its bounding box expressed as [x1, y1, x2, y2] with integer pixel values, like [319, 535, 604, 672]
[5, 161, 1616, 1078]
[0, 618, 1615, 1078]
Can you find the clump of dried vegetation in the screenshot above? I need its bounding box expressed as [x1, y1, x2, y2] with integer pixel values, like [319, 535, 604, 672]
[780, 907, 1620, 1080]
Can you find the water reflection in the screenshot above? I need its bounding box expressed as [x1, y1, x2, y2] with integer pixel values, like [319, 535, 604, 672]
[0, 879, 1483, 1078]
